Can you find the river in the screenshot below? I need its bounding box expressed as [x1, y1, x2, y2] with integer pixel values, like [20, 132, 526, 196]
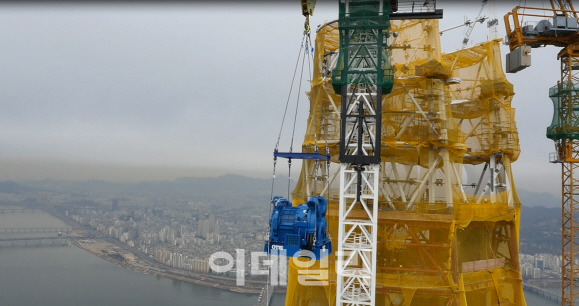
[0, 210, 285, 306]
[0, 210, 558, 306]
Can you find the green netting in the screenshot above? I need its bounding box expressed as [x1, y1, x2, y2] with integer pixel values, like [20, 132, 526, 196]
[546, 82, 579, 140]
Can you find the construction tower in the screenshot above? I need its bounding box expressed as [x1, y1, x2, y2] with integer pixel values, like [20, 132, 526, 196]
[286, 16, 526, 306]
[504, 2, 579, 304]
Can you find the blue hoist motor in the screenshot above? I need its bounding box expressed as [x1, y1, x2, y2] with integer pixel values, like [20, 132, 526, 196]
[264, 196, 332, 259]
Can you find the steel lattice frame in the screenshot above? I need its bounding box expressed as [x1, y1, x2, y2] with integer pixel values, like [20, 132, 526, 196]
[558, 46, 579, 306]
[332, 1, 444, 305]
[336, 86, 380, 306]
[562, 158, 579, 305]
[334, 1, 388, 304]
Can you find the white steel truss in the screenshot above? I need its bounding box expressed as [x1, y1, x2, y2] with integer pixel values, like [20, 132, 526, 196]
[337, 164, 379, 306]
[336, 85, 380, 306]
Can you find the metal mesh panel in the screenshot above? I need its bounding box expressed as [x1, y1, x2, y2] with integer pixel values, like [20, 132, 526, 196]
[286, 234, 300, 247]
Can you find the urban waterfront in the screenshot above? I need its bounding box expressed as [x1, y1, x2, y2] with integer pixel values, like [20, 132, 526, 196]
[0, 211, 284, 306]
[0, 211, 559, 306]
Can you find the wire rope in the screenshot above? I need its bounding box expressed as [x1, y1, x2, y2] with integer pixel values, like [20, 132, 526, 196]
[290, 40, 308, 154]
[275, 35, 307, 151]
[265, 30, 306, 299]
[287, 33, 310, 199]
[267, 18, 335, 305]
[267, 27, 311, 304]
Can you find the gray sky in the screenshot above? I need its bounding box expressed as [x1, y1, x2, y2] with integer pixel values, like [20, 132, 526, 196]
[0, 1, 565, 195]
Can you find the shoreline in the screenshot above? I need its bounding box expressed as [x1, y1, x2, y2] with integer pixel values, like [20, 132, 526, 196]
[43, 211, 264, 294]
[19, 209, 287, 296]
[70, 237, 267, 294]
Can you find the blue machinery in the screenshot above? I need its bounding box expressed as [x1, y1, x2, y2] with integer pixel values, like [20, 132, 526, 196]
[264, 149, 332, 259]
[264, 196, 332, 259]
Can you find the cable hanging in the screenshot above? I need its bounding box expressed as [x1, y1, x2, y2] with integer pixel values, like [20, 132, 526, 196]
[263, 18, 334, 302]
[266, 21, 317, 302]
[272, 21, 328, 200]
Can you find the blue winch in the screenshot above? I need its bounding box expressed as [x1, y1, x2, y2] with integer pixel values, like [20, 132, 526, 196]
[264, 196, 332, 259]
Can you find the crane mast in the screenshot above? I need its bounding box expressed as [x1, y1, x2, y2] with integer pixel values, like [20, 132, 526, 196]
[331, 1, 441, 305]
[281, 2, 444, 305]
[505, 1, 579, 305]
[278, 1, 535, 305]
[332, 2, 389, 304]
[556, 46, 579, 306]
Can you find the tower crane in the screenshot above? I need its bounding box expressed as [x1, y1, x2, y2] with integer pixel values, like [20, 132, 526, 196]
[266, 1, 443, 306]
[505, 1, 579, 305]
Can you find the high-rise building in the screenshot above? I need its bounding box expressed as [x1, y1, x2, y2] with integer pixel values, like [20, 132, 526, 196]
[197, 219, 209, 239]
[536, 257, 544, 270]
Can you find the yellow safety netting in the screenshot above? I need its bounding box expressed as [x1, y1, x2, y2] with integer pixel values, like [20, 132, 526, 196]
[285, 17, 525, 306]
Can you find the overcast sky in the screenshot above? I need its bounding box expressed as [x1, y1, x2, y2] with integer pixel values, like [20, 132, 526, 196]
[0, 1, 565, 195]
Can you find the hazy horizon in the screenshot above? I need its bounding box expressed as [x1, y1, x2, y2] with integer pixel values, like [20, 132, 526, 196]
[0, 1, 566, 196]
[0, 157, 276, 182]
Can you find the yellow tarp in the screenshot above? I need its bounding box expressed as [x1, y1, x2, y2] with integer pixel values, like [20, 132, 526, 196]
[286, 18, 525, 306]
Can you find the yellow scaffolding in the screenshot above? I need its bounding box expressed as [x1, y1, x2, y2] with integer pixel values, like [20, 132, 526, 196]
[286, 19, 526, 306]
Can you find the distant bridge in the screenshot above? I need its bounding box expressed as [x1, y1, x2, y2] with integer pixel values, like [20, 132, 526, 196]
[523, 282, 562, 303]
[0, 208, 43, 213]
[0, 236, 87, 246]
[0, 227, 72, 233]
[0, 236, 75, 242]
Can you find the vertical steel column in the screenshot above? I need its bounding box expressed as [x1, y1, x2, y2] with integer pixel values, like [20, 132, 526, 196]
[561, 155, 579, 306]
[556, 46, 579, 306]
[331, 1, 444, 305]
[336, 86, 380, 306]
[333, 1, 391, 304]
[336, 165, 379, 305]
